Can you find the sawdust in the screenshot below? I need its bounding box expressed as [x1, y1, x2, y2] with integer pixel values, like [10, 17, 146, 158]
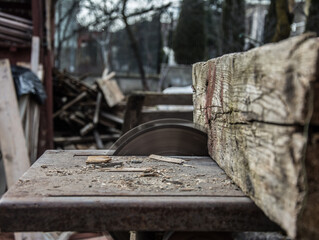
[14, 155, 242, 197]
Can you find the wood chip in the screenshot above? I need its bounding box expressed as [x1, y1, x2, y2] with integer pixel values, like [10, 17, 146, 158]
[86, 156, 112, 164]
[149, 154, 184, 164]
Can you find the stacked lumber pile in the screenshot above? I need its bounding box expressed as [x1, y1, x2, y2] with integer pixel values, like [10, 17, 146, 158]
[0, 11, 32, 46]
[53, 69, 125, 149]
[192, 33, 319, 239]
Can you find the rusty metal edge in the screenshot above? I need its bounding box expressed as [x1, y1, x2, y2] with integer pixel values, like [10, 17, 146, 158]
[0, 196, 281, 232]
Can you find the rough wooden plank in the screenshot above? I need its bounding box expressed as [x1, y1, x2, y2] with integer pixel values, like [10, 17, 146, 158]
[0, 26, 30, 39]
[122, 94, 144, 133]
[0, 12, 33, 25]
[0, 59, 30, 187]
[97, 76, 124, 108]
[102, 71, 116, 81]
[93, 92, 102, 125]
[29, 37, 41, 164]
[16, 63, 43, 163]
[0, 17, 33, 31]
[80, 122, 94, 136]
[192, 33, 319, 239]
[100, 111, 124, 125]
[0, 32, 27, 43]
[93, 130, 104, 149]
[31, 36, 40, 73]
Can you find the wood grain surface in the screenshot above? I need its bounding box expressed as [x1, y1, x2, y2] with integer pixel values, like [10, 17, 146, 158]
[192, 33, 319, 239]
[0, 59, 30, 187]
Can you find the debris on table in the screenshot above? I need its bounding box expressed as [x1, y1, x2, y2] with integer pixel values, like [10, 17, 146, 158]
[86, 156, 112, 164]
[10, 151, 243, 196]
[149, 154, 185, 165]
[0, 150, 279, 233]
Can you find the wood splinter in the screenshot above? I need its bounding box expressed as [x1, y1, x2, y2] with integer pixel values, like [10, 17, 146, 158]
[86, 156, 112, 164]
[149, 154, 185, 165]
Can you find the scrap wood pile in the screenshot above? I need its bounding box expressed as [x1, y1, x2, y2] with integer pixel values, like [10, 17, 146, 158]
[53, 69, 125, 149]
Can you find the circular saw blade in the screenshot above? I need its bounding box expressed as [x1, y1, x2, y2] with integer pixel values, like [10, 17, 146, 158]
[112, 119, 208, 156]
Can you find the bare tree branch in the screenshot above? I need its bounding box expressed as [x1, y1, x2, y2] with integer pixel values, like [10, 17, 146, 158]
[56, 0, 78, 28]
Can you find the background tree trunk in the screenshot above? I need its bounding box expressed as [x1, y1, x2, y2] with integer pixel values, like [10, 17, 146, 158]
[305, 0, 319, 35]
[172, 0, 206, 64]
[221, 0, 245, 54]
[122, 0, 149, 91]
[264, 0, 293, 43]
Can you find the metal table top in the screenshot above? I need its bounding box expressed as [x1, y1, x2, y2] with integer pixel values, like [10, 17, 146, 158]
[0, 150, 279, 232]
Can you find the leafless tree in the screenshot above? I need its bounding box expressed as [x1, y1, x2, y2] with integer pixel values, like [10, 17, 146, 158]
[77, 0, 171, 90]
[55, 0, 82, 69]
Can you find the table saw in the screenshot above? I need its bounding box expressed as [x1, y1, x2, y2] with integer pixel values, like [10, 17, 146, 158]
[0, 120, 279, 238]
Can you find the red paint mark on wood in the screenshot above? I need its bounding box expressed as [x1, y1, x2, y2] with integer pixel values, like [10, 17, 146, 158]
[220, 72, 224, 111]
[205, 61, 216, 124]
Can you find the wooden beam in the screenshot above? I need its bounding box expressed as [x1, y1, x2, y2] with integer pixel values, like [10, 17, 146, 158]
[29, 36, 41, 164]
[192, 33, 319, 239]
[93, 92, 102, 125]
[93, 130, 104, 149]
[0, 59, 30, 187]
[97, 76, 124, 107]
[31, 36, 40, 73]
[122, 94, 144, 133]
[0, 26, 31, 39]
[100, 111, 124, 125]
[0, 17, 32, 31]
[0, 32, 27, 44]
[0, 12, 32, 25]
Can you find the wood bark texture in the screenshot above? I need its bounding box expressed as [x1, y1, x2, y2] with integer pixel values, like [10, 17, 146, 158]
[192, 33, 319, 239]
